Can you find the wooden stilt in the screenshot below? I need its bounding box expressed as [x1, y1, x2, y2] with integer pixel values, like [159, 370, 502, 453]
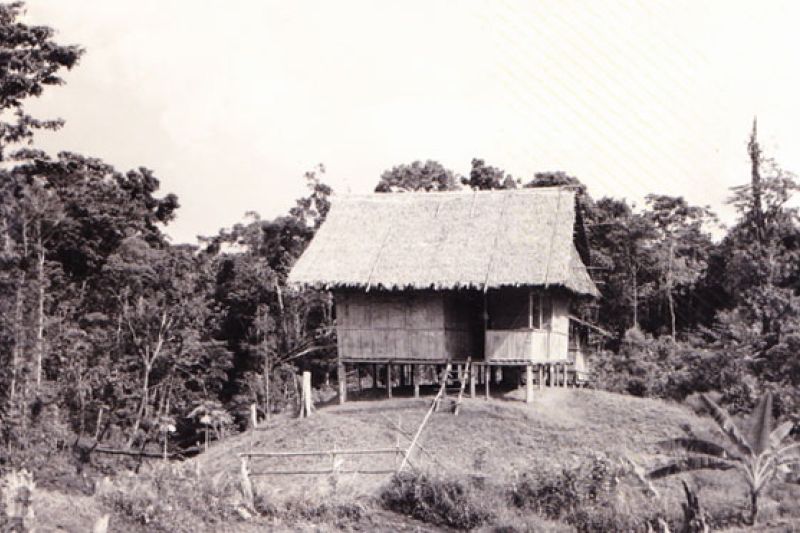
[548, 364, 553, 387]
[413, 365, 420, 399]
[469, 363, 476, 399]
[357, 365, 362, 393]
[337, 362, 346, 404]
[538, 365, 544, 390]
[484, 364, 490, 400]
[525, 365, 534, 403]
[562, 364, 567, 388]
[387, 364, 393, 398]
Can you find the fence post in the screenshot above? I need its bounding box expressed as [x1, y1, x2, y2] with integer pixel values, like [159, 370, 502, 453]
[331, 443, 338, 482]
[395, 416, 401, 471]
[250, 403, 257, 452]
[300, 371, 313, 417]
[240, 456, 254, 511]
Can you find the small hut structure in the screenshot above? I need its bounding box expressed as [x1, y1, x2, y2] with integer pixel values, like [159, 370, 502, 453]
[288, 187, 600, 402]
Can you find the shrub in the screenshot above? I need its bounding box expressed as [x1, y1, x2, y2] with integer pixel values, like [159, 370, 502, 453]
[0, 469, 36, 531]
[275, 497, 367, 526]
[98, 464, 238, 532]
[508, 456, 669, 533]
[380, 471, 494, 530]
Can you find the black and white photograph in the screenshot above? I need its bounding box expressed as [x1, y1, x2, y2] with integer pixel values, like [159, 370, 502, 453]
[2, 1, 800, 531]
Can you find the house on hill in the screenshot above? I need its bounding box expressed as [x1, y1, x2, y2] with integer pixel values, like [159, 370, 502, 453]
[287, 187, 601, 403]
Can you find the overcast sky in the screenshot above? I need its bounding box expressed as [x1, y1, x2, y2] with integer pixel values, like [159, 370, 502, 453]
[22, 0, 800, 243]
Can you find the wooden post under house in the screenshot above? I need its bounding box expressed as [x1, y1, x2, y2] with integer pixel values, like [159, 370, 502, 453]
[469, 364, 476, 399]
[525, 364, 534, 403]
[337, 362, 346, 404]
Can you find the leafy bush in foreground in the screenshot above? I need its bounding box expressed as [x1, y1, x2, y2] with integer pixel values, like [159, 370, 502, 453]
[98, 464, 238, 532]
[508, 456, 668, 533]
[380, 471, 494, 530]
[649, 392, 799, 525]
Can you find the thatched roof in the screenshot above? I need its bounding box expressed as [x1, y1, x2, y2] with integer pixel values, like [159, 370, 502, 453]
[288, 187, 599, 297]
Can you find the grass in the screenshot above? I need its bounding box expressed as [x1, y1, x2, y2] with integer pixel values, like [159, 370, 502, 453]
[197, 387, 720, 501]
[21, 386, 800, 530]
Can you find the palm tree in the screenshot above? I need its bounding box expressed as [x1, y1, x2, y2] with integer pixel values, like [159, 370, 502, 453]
[648, 393, 798, 524]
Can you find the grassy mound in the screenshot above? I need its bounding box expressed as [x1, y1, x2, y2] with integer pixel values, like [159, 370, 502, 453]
[28, 388, 800, 530]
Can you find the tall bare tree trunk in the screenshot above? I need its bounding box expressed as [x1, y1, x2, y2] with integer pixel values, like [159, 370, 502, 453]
[128, 363, 151, 449]
[667, 238, 676, 342]
[748, 117, 765, 244]
[263, 354, 271, 422]
[10, 275, 25, 400]
[11, 219, 29, 400]
[35, 225, 45, 389]
[632, 267, 639, 329]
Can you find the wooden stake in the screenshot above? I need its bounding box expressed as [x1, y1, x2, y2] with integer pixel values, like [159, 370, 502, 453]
[301, 371, 314, 416]
[413, 365, 420, 399]
[484, 364, 490, 400]
[387, 364, 393, 398]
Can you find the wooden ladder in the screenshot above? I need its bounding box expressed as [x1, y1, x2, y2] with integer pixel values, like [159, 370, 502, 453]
[432, 362, 453, 412]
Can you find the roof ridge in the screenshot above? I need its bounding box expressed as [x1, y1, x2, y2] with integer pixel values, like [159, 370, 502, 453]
[330, 187, 571, 202]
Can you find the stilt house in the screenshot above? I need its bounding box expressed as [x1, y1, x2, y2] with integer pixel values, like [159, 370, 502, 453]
[287, 187, 600, 402]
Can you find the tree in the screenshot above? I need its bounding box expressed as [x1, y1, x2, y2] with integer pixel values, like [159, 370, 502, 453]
[205, 168, 335, 423]
[101, 239, 230, 448]
[706, 125, 800, 413]
[523, 170, 584, 192]
[588, 198, 657, 336]
[644, 195, 716, 340]
[462, 158, 517, 190]
[0, 2, 82, 161]
[376, 160, 460, 192]
[648, 393, 799, 524]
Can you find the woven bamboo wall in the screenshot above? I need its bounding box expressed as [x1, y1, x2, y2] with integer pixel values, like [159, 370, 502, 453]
[335, 290, 481, 362]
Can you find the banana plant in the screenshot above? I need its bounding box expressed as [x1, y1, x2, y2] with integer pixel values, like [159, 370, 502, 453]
[647, 393, 798, 524]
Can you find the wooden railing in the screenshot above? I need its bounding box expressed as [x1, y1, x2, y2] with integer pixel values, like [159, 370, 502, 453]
[485, 329, 545, 362]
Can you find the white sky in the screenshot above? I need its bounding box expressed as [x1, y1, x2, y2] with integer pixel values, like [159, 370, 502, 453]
[22, 0, 800, 243]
